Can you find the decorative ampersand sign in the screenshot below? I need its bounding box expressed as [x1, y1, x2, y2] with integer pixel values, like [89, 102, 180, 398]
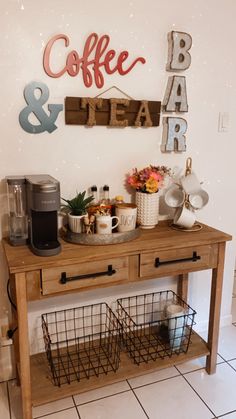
[19, 81, 63, 133]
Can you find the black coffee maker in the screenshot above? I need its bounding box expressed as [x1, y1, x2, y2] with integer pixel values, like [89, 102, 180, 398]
[26, 174, 61, 256]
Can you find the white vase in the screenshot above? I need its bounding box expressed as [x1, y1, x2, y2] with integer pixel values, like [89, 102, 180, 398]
[135, 191, 159, 229]
[68, 213, 86, 233]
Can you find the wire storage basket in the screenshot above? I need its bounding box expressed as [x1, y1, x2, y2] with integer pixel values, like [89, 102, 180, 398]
[42, 302, 121, 387]
[117, 290, 196, 365]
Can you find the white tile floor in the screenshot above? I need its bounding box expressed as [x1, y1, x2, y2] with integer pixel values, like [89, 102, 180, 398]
[2, 324, 236, 419]
[2, 272, 236, 419]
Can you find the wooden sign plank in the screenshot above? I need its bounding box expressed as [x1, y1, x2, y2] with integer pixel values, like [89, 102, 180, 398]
[65, 97, 161, 127]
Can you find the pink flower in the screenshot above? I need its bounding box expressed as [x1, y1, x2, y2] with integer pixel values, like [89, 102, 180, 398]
[126, 165, 171, 194]
[127, 175, 135, 185]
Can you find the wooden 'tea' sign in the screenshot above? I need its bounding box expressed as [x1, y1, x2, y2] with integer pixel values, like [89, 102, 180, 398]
[65, 97, 161, 127]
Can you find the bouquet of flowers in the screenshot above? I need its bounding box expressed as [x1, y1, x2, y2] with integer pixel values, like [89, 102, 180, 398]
[127, 165, 171, 194]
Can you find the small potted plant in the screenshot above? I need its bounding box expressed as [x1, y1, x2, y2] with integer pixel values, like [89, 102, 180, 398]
[61, 191, 94, 233]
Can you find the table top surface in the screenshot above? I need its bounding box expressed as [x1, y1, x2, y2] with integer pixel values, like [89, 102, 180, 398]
[2, 221, 232, 274]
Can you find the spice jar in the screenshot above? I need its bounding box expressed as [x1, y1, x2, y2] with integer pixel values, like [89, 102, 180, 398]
[114, 195, 124, 204]
[99, 185, 112, 214]
[88, 185, 100, 216]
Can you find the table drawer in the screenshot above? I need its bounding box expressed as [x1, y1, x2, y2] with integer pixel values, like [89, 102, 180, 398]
[41, 256, 129, 295]
[140, 245, 218, 278]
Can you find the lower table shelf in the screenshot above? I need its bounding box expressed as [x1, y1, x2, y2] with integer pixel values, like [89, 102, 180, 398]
[31, 331, 209, 406]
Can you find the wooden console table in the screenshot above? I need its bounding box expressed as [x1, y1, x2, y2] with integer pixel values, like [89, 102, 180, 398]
[2, 221, 232, 419]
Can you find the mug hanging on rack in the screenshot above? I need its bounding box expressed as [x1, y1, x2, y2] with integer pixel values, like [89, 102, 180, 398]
[164, 157, 209, 231]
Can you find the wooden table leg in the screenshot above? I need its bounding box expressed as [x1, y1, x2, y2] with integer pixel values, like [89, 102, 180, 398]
[177, 273, 188, 302]
[15, 272, 32, 419]
[206, 242, 226, 374]
[9, 275, 20, 384]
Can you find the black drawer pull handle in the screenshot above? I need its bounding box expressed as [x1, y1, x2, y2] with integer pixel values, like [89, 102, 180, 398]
[60, 264, 116, 284]
[155, 251, 201, 268]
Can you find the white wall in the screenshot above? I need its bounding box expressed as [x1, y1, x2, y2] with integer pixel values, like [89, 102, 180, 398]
[0, 0, 236, 359]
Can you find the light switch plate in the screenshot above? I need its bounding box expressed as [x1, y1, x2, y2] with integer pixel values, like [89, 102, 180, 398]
[218, 112, 229, 132]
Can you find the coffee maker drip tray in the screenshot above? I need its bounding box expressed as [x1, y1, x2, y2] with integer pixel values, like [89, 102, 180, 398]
[31, 241, 60, 256]
[33, 240, 60, 251]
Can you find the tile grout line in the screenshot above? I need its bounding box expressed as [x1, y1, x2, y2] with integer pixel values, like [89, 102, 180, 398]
[174, 361, 231, 418]
[215, 351, 236, 368]
[72, 395, 82, 419]
[6, 379, 80, 419]
[127, 364, 217, 418]
[72, 389, 131, 407]
[126, 379, 150, 419]
[176, 362, 218, 418]
[217, 408, 236, 418]
[223, 358, 236, 374]
[180, 371, 217, 418]
[33, 407, 78, 419]
[6, 381, 12, 419]
[175, 363, 206, 376]
[127, 372, 181, 390]
[174, 354, 226, 376]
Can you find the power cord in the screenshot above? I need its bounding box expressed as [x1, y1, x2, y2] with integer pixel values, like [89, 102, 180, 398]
[6, 278, 18, 338]
[7, 327, 18, 339]
[7, 278, 16, 311]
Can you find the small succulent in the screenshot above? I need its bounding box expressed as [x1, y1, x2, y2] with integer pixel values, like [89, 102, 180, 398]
[61, 191, 94, 216]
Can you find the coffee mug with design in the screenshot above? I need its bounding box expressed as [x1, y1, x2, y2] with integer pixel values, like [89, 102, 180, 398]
[115, 203, 137, 232]
[96, 215, 119, 234]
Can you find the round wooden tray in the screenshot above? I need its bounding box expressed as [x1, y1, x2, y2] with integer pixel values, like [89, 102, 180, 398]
[60, 226, 141, 245]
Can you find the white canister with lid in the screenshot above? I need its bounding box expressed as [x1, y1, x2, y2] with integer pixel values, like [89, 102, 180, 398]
[165, 304, 186, 350]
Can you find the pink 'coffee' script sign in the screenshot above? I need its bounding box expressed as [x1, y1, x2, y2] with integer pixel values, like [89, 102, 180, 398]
[43, 33, 146, 88]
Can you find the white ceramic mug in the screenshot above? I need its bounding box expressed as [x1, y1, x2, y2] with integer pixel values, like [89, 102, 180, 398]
[96, 215, 119, 234]
[165, 304, 186, 350]
[180, 172, 201, 194]
[173, 205, 196, 229]
[164, 184, 185, 208]
[189, 189, 209, 210]
[115, 203, 137, 232]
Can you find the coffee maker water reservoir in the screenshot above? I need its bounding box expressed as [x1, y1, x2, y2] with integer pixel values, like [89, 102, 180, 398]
[6, 174, 61, 256]
[6, 176, 28, 246]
